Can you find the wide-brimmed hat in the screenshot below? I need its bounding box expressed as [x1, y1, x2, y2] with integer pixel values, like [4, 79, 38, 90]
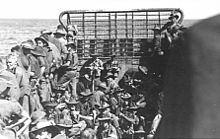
[31, 46, 46, 57]
[80, 90, 93, 97]
[65, 41, 76, 49]
[67, 24, 78, 35]
[43, 101, 58, 108]
[21, 41, 36, 50]
[168, 14, 179, 20]
[134, 130, 146, 136]
[31, 110, 46, 125]
[65, 98, 79, 105]
[127, 106, 140, 111]
[40, 29, 52, 35]
[121, 93, 132, 100]
[34, 36, 49, 47]
[113, 88, 124, 94]
[56, 119, 73, 128]
[105, 72, 115, 79]
[99, 102, 110, 111]
[82, 74, 91, 81]
[97, 117, 111, 122]
[97, 83, 108, 90]
[54, 29, 66, 36]
[66, 32, 74, 37]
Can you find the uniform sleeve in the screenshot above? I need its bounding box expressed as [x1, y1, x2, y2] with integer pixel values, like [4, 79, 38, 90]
[37, 56, 46, 67]
[66, 52, 73, 62]
[61, 43, 68, 54]
[160, 22, 171, 32]
[73, 53, 79, 66]
[15, 67, 23, 87]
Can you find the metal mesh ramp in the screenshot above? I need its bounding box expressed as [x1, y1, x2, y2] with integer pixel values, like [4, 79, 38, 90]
[59, 8, 184, 65]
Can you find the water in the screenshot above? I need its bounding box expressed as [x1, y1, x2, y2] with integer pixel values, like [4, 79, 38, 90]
[0, 19, 59, 56]
[0, 18, 198, 57]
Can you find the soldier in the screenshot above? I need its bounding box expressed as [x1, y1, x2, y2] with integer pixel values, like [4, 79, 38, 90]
[93, 83, 107, 106]
[160, 13, 183, 46]
[0, 58, 21, 101]
[95, 102, 121, 136]
[34, 36, 53, 68]
[31, 46, 52, 104]
[20, 41, 46, 114]
[108, 88, 124, 116]
[40, 29, 62, 66]
[6, 53, 31, 113]
[76, 75, 92, 97]
[53, 27, 68, 63]
[105, 72, 119, 94]
[11, 44, 31, 74]
[96, 117, 118, 139]
[21, 41, 39, 78]
[105, 55, 120, 78]
[65, 99, 87, 138]
[119, 93, 139, 138]
[57, 41, 79, 99]
[78, 91, 95, 128]
[100, 63, 111, 82]
[80, 54, 103, 80]
[152, 26, 164, 56]
[43, 102, 60, 124]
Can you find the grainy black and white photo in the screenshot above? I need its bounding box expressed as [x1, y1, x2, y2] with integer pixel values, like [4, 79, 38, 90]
[0, 0, 219, 138]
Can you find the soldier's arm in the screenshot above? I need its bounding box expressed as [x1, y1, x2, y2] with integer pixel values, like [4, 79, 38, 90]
[160, 22, 171, 33]
[119, 113, 136, 124]
[38, 56, 46, 78]
[73, 53, 79, 67]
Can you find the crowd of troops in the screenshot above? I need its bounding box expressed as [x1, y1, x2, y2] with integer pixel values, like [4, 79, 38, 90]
[0, 13, 184, 139]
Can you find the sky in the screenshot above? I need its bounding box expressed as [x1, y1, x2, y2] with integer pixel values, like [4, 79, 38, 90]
[0, 0, 219, 19]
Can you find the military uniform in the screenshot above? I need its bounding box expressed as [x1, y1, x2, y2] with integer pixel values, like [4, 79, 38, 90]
[58, 42, 79, 99]
[0, 70, 21, 101]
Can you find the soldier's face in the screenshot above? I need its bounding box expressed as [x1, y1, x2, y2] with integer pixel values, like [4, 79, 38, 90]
[7, 58, 17, 69]
[67, 36, 74, 42]
[36, 40, 44, 47]
[171, 17, 177, 23]
[107, 77, 113, 83]
[104, 122, 110, 129]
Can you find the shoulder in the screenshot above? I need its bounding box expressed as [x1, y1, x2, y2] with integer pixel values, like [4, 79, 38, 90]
[0, 100, 22, 111]
[15, 66, 24, 74]
[0, 70, 17, 82]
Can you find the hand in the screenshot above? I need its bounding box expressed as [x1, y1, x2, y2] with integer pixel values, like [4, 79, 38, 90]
[72, 111, 80, 116]
[30, 72, 35, 76]
[57, 103, 66, 109]
[119, 112, 124, 117]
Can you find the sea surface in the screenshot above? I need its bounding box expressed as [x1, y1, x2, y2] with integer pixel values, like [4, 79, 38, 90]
[0, 19, 198, 57]
[0, 19, 59, 56]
